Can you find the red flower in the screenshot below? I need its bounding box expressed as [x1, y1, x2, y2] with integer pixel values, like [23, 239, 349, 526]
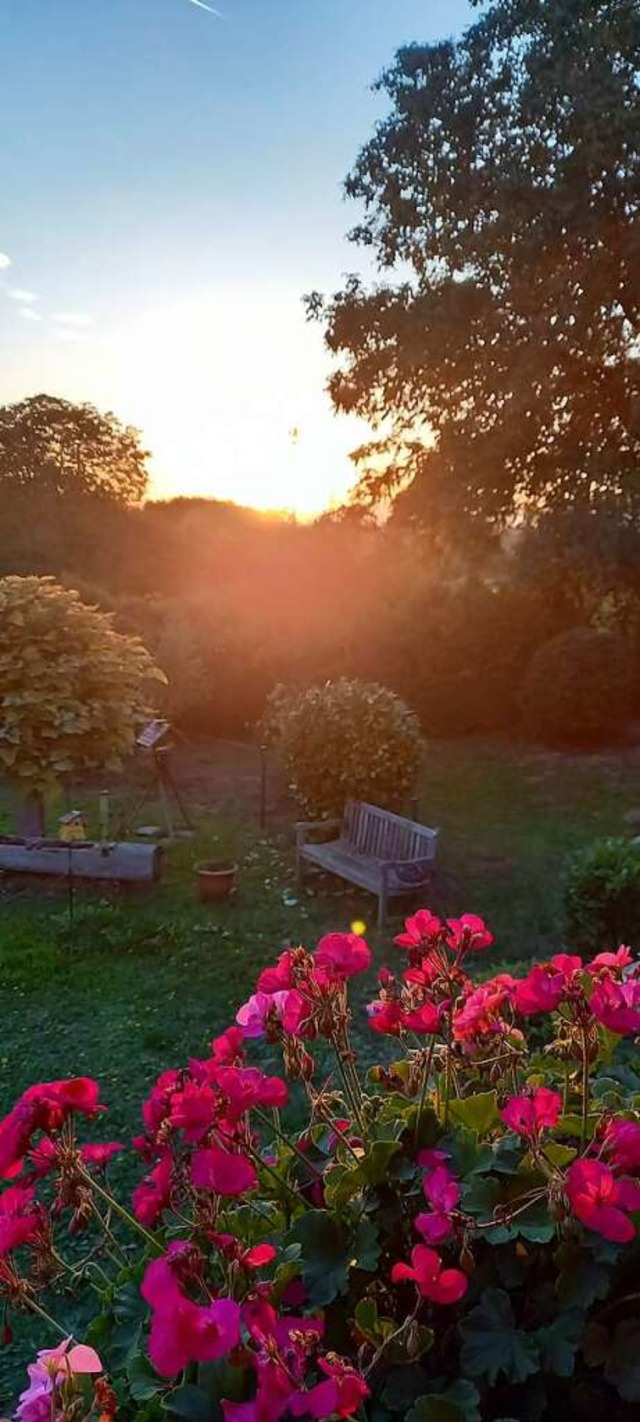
[290, 1358, 370, 1419]
[513, 964, 568, 1016]
[446, 914, 493, 954]
[213, 1066, 289, 1119]
[133, 1153, 173, 1226]
[314, 933, 372, 980]
[169, 1082, 218, 1141]
[210, 1027, 245, 1064]
[566, 1159, 640, 1243]
[501, 1087, 561, 1139]
[395, 910, 442, 950]
[142, 1249, 240, 1377]
[192, 1146, 257, 1197]
[591, 978, 640, 1036]
[588, 947, 634, 974]
[0, 1078, 102, 1179]
[366, 1000, 405, 1035]
[401, 1000, 441, 1034]
[80, 1142, 123, 1170]
[602, 1119, 640, 1174]
[0, 1185, 40, 1255]
[257, 951, 298, 992]
[391, 1245, 467, 1304]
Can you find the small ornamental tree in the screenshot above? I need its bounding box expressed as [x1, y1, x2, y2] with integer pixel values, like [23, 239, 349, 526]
[0, 576, 164, 829]
[2, 911, 640, 1421]
[263, 679, 424, 818]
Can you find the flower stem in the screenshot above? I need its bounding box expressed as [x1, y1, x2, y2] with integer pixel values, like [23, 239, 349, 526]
[77, 1164, 161, 1253]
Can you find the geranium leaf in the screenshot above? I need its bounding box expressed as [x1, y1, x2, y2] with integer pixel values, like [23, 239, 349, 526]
[286, 1210, 350, 1304]
[126, 1353, 163, 1402]
[163, 1385, 214, 1422]
[448, 1091, 499, 1135]
[459, 1288, 540, 1384]
[406, 1398, 465, 1422]
[535, 1311, 583, 1377]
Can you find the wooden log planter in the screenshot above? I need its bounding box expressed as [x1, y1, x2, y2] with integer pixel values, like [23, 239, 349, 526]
[0, 837, 163, 883]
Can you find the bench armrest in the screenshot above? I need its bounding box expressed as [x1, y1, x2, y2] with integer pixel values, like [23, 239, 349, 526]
[295, 818, 342, 847]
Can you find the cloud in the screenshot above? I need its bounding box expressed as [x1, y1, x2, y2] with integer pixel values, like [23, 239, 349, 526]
[19, 308, 41, 322]
[51, 311, 92, 327]
[0, 252, 11, 269]
[7, 287, 38, 303]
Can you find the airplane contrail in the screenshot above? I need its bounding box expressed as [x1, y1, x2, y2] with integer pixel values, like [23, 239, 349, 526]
[187, 0, 222, 14]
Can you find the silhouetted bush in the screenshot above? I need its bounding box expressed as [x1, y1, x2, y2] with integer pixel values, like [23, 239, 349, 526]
[519, 627, 634, 746]
[564, 836, 640, 952]
[262, 678, 424, 818]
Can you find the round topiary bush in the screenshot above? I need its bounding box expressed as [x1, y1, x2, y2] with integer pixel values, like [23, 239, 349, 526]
[563, 836, 640, 952]
[263, 678, 424, 818]
[519, 627, 633, 746]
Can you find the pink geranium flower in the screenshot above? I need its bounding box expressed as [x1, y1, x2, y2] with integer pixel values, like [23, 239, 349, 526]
[192, 1146, 257, 1196]
[401, 1000, 441, 1034]
[17, 1339, 102, 1422]
[142, 1250, 241, 1377]
[80, 1142, 123, 1170]
[395, 910, 442, 949]
[290, 1358, 370, 1419]
[236, 990, 307, 1039]
[133, 1153, 173, 1226]
[566, 1159, 640, 1243]
[257, 950, 298, 992]
[591, 978, 640, 1036]
[0, 1184, 40, 1256]
[366, 999, 405, 1035]
[602, 1119, 640, 1174]
[588, 946, 634, 974]
[513, 964, 569, 1016]
[391, 1245, 467, 1303]
[314, 933, 372, 980]
[446, 914, 493, 954]
[501, 1087, 561, 1139]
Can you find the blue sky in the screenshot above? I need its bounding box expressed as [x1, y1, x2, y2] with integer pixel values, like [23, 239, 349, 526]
[1, 0, 472, 511]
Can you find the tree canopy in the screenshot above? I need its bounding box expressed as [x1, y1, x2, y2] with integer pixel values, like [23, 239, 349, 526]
[308, 0, 640, 537]
[0, 395, 150, 505]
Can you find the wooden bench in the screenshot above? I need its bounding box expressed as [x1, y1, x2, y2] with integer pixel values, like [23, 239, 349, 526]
[295, 800, 439, 927]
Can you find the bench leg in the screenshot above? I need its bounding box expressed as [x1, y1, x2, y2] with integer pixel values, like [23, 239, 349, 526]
[377, 888, 388, 929]
[295, 848, 304, 890]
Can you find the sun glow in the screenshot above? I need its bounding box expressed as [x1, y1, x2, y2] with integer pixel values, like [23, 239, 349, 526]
[49, 286, 368, 518]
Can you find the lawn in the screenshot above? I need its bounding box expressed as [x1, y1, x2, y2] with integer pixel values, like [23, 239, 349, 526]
[0, 734, 638, 1399]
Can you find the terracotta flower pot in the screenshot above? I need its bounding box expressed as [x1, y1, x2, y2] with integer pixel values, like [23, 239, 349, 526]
[195, 860, 237, 903]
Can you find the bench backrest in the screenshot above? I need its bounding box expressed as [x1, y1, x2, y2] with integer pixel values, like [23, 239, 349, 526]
[344, 801, 438, 863]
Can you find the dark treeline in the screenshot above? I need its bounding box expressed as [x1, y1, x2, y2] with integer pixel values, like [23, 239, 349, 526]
[2, 472, 639, 744]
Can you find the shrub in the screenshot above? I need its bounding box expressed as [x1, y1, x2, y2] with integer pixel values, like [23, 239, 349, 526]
[0, 576, 164, 810]
[564, 836, 640, 952]
[262, 678, 424, 817]
[519, 626, 634, 745]
[3, 912, 640, 1421]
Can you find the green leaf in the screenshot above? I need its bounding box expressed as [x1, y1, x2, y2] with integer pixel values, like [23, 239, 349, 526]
[535, 1311, 583, 1377]
[448, 1091, 499, 1135]
[555, 1241, 611, 1310]
[286, 1210, 349, 1305]
[126, 1353, 163, 1402]
[406, 1399, 465, 1422]
[382, 1366, 430, 1411]
[584, 1319, 640, 1402]
[459, 1288, 540, 1384]
[163, 1385, 214, 1422]
[352, 1215, 381, 1271]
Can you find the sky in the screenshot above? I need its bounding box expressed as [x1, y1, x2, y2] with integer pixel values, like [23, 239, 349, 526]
[1, 0, 472, 514]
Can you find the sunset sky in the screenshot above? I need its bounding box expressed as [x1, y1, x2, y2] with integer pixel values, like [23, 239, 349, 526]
[2, 0, 472, 515]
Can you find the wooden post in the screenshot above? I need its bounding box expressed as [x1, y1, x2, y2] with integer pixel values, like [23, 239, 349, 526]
[18, 790, 45, 838]
[259, 745, 268, 830]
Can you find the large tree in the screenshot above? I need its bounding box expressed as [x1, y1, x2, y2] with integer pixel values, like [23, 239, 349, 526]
[308, 0, 640, 539]
[0, 394, 149, 505]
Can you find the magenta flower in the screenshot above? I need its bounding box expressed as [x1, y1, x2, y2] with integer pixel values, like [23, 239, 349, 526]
[566, 1159, 640, 1243]
[314, 932, 372, 980]
[236, 990, 307, 1038]
[391, 1244, 467, 1304]
[142, 1250, 241, 1377]
[602, 1119, 640, 1174]
[257, 950, 298, 992]
[401, 1000, 441, 1034]
[591, 978, 640, 1036]
[446, 914, 493, 954]
[395, 910, 442, 949]
[588, 946, 634, 973]
[17, 1339, 102, 1422]
[290, 1358, 370, 1418]
[501, 1087, 561, 1139]
[80, 1142, 123, 1170]
[0, 1184, 40, 1256]
[513, 963, 569, 1016]
[366, 999, 405, 1035]
[133, 1153, 173, 1226]
[192, 1146, 257, 1196]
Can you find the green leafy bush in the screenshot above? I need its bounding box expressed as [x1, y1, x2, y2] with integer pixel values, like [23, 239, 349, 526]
[263, 678, 424, 817]
[0, 575, 164, 799]
[564, 836, 640, 952]
[519, 627, 633, 746]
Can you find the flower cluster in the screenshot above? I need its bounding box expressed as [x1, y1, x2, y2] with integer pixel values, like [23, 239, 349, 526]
[3, 913, 640, 1421]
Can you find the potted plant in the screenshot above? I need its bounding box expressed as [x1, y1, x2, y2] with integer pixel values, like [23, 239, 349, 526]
[195, 857, 238, 902]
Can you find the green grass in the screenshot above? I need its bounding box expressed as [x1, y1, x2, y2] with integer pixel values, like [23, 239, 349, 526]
[0, 734, 637, 1398]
